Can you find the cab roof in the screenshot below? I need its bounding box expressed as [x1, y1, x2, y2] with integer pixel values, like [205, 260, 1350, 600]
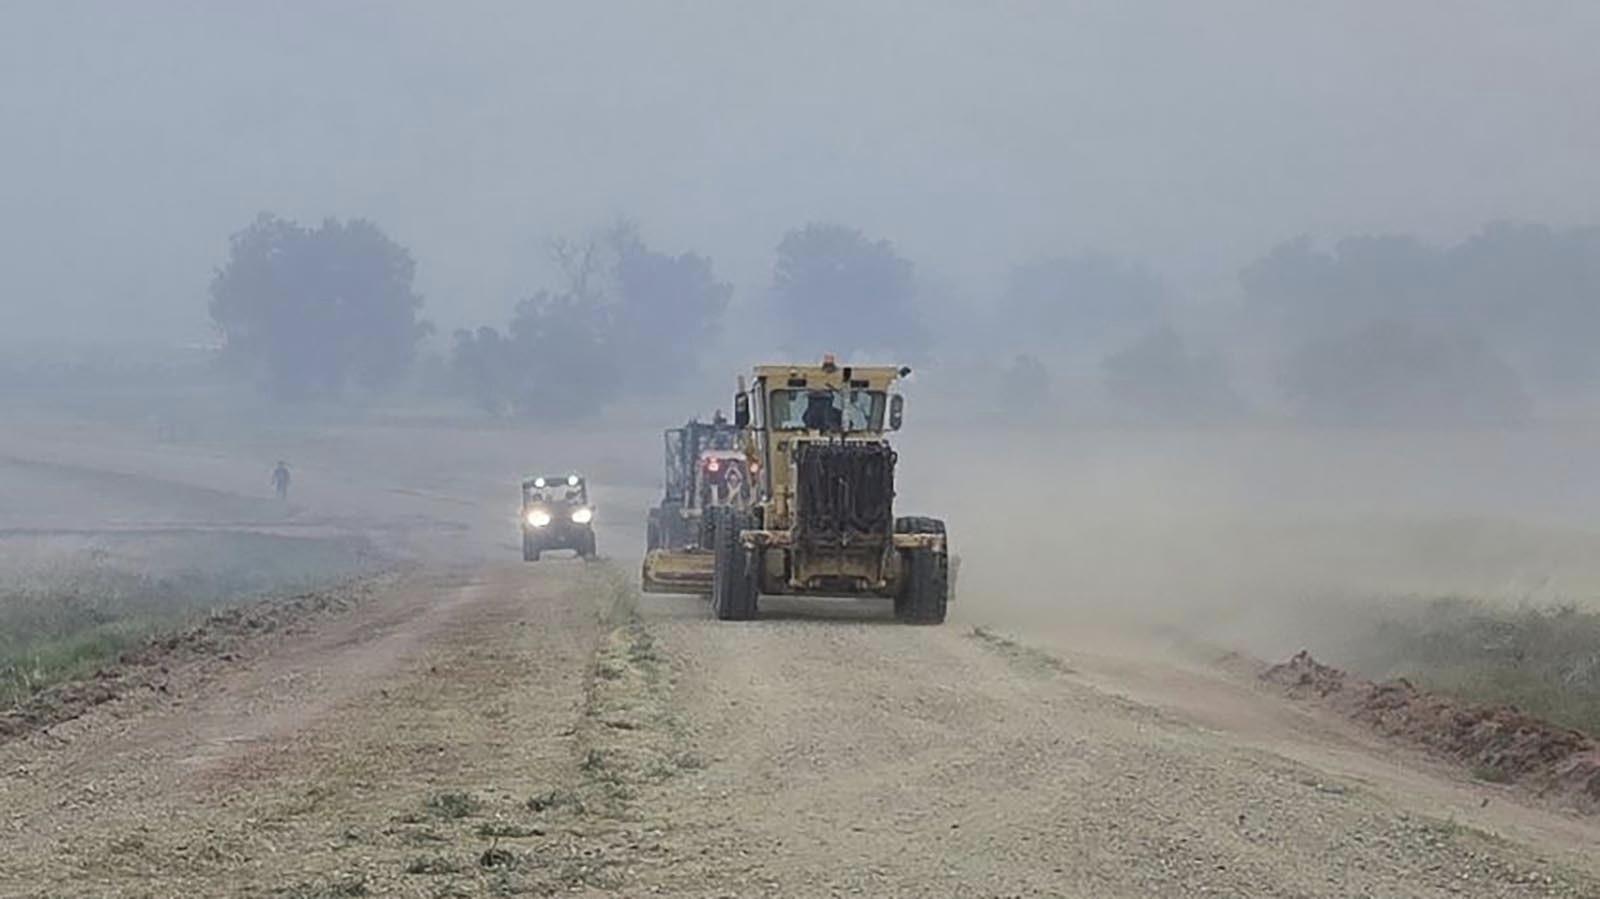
[522, 475, 585, 488]
[752, 358, 908, 389]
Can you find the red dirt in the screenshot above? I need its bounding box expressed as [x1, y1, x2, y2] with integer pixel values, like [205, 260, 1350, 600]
[1263, 650, 1600, 812]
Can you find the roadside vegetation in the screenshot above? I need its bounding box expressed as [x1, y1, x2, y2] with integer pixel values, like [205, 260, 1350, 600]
[1338, 596, 1600, 735]
[0, 533, 373, 709]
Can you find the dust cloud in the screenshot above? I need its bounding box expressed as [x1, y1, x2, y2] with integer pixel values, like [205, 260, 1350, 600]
[897, 422, 1600, 664]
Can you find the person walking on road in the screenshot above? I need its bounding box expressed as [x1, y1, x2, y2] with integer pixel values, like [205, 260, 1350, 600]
[271, 461, 291, 502]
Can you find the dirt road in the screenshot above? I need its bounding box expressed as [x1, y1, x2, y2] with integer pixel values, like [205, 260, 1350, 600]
[4, 561, 1600, 898]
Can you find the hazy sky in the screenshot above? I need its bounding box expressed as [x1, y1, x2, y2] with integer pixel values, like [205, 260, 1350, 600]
[2, 0, 1597, 343]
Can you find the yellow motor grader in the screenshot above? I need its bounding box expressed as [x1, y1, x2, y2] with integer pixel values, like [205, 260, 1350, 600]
[701, 355, 949, 623]
[640, 414, 758, 594]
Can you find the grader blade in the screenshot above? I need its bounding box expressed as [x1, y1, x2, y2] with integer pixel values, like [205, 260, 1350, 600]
[641, 548, 715, 595]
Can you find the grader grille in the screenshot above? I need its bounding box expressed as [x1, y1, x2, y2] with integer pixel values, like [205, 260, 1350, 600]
[793, 442, 896, 542]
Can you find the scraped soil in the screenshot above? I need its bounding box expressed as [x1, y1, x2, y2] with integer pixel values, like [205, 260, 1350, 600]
[6, 567, 1600, 897]
[1264, 650, 1600, 812]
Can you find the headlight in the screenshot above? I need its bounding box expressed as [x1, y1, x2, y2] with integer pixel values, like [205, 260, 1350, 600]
[571, 507, 593, 524]
[567, 474, 580, 487]
[526, 510, 551, 527]
[533, 477, 546, 488]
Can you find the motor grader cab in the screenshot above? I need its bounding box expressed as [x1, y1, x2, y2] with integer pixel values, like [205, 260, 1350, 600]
[645, 415, 744, 552]
[641, 415, 757, 593]
[705, 355, 949, 623]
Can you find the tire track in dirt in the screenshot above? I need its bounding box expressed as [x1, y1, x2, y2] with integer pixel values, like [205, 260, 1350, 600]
[0, 563, 613, 897]
[8, 568, 1600, 898]
[599, 594, 1600, 898]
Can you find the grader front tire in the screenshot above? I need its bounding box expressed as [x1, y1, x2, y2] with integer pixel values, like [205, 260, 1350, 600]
[711, 509, 759, 621]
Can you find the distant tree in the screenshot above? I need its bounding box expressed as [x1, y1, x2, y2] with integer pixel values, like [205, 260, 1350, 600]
[1280, 320, 1529, 426]
[450, 220, 727, 420]
[509, 288, 620, 421]
[1240, 234, 1443, 339]
[772, 223, 922, 359]
[450, 325, 516, 416]
[451, 288, 619, 423]
[999, 253, 1167, 356]
[1241, 223, 1600, 404]
[1102, 326, 1243, 424]
[607, 222, 732, 390]
[209, 213, 430, 399]
[1442, 222, 1600, 391]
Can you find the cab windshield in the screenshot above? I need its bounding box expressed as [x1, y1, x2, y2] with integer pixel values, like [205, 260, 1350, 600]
[524, 482, 586, 505]
[768, 389, 885, 432]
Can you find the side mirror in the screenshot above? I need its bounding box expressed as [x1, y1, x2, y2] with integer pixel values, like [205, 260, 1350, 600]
[734, 392, 751, 429]
[889, 394, 904, 431]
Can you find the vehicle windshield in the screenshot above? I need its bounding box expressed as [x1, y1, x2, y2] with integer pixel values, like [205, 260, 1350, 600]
[768, 389, 885, 432]
[525, 482, 586, 504]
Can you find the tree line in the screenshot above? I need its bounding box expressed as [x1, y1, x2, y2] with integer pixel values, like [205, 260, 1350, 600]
[207, 212, 1600, 426]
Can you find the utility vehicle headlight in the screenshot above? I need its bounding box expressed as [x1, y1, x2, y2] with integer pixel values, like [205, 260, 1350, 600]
[527, 510, 551, 527]
[533, 478, 547, 488]
[571, 507, 593, 524]
[567, 474, 580, 487]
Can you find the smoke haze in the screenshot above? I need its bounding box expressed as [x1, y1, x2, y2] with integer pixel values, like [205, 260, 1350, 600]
[4, 1, 1598, 343]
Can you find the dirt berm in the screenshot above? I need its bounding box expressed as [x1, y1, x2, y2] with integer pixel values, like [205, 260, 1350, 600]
[0, 573, 388, 742]
[1264, 650, 1600, 812]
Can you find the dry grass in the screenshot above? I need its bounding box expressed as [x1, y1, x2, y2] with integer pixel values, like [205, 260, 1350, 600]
[423, 791, 482, 820]
[0, 568, 226, 706]
[0, 533, 373, 708]
[1339, 596, 1600, 735]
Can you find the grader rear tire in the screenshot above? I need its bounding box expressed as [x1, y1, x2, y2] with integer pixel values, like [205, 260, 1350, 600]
[894, 516, 948, 623]
[711, 508, 758, 621]
[897, 546, 948, 624]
